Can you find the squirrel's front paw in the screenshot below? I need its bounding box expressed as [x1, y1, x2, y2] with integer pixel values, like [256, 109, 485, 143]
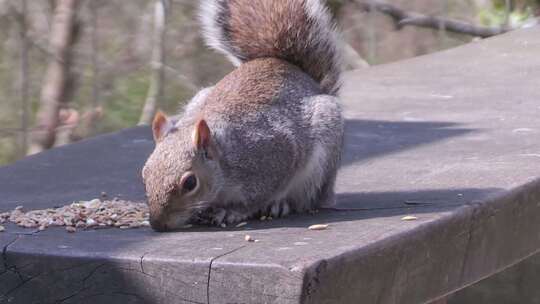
[191, 207, 248, 227]
[190, 207, 225, 226]
[224, 209, 249, 225]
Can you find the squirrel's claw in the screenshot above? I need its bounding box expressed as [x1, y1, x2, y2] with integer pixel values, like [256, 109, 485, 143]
[196, 207, 249, 226]
[269, 201, 291, 218]
[210, 208, 227, 226]
[225, 210, 248, 225]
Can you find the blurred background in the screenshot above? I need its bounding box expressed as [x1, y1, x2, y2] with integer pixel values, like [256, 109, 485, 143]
[0, 0, 538, 165]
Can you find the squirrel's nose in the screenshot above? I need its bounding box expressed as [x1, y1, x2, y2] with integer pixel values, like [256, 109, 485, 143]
[150, 217, 169, 232]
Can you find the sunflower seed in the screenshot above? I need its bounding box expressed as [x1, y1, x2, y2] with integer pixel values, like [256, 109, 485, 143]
[401, 215, 418, 221]
[308, 224, 329, 231]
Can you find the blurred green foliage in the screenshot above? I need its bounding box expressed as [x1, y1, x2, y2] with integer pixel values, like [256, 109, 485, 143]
[479, 0, 539, 27]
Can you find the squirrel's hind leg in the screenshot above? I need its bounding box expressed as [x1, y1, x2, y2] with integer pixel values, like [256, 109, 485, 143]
[270, 95, 343, 215]
[316, 173, 338, 208]
[306, 94, 344, 209]
[268, 201, 291, 218]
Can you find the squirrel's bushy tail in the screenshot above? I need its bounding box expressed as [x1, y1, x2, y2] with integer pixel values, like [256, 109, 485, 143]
[200, 0, 343, 95]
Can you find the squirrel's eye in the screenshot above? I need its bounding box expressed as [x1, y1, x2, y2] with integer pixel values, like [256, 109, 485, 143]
[182, 174, 198, 192]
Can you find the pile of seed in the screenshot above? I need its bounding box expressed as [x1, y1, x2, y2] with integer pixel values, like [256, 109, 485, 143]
[0, 199, 150, 233]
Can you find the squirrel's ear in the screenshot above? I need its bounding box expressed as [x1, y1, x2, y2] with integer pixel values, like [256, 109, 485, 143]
[193, 119, 211, 150]
[152, 111, 172, 142]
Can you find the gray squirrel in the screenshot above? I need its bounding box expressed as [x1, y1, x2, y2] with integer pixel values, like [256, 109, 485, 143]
[142, 0, 345, 231]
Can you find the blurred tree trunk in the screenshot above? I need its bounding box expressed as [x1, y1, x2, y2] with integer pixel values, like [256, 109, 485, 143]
[90, 1, 100, 111]
[139, 0, 167, 125]
[14, 0, 30, 155]
[53, 108, 79, 147]
[75, 0, 102, 139]
[28, 0, 80, 155]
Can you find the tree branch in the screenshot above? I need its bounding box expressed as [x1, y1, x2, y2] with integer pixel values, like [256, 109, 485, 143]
[138, 0, 168, 125]
[28, 0, 81, 155]
[352, 0, 509, 38]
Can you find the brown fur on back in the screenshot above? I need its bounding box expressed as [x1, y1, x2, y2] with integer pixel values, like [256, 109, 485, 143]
[203, 57, 320, 120]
